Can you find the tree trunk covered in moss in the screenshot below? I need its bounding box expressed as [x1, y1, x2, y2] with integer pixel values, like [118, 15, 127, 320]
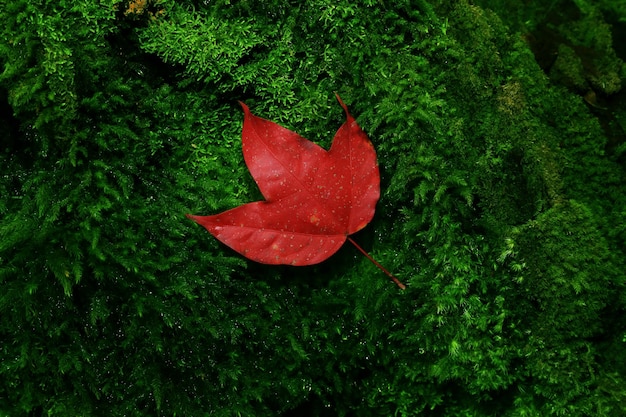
[1, 0, 625, 416]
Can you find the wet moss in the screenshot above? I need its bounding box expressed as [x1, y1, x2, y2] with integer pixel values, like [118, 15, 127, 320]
[1, 0, 624, 416]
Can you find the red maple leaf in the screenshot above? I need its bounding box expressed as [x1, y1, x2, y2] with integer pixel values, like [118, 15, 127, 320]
[187, 94, 405, 289]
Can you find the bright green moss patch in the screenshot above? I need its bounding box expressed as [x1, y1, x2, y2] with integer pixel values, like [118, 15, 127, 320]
[1, 0, 625, 416]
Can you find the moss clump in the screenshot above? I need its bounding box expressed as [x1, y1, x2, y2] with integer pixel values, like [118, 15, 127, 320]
[1, 0, 625, 416]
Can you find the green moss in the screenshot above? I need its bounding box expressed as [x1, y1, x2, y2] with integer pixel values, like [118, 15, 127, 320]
[1, 0, 625, 416]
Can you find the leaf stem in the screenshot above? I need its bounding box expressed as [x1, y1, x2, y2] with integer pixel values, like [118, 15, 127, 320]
[347, 237, 406, 290]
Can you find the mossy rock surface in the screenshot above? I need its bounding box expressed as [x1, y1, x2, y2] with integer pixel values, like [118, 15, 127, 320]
[1, 0, 625, 416]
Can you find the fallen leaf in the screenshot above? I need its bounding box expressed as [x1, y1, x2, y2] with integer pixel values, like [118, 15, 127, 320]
[188, 94, 405, 289]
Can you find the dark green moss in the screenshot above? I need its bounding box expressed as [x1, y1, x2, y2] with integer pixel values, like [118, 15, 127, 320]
[1, 0, 625, 416]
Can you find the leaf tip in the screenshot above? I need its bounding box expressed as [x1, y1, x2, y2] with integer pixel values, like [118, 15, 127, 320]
[238, 101, 249, 113]
[334, 92, 351, 119]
